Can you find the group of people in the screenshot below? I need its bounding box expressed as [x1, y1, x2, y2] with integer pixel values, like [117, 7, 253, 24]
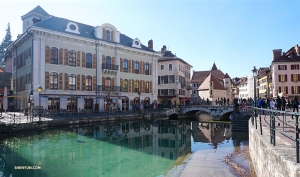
[257, 96, 299, 113]
[215, 97, 230, 106]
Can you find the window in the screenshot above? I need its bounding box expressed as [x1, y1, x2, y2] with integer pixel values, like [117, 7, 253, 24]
[279, 74, 287, 82]
[161, 65, 164, 70]
[123, 59, 128, 72]
[106, 30, 110, 41]
[123, 79, 128, 92]
[278, 65, 287, 70]
[50, 72, 58, 90]
[106, 56, 111, 69]
[86, 53, 92, 68]
[292, 74, 300, 82]
[169, 64, 172, 71]
[145, 63, 149, 75]
[291, 64, 299, 70]
[160, 75, 169, 84]
[50, 47, 58, 64]
[145, 81, 149, 93]
[279, 86, 287, 94]
[134, 80, 139, 93]
[292, 86, 300, 94]
[69, 74, 76, 90]
[169, 75, 174, 83]
[69, 50, 76, 66]
[86, 76, 92, 91]
[134, 61, 139, 74]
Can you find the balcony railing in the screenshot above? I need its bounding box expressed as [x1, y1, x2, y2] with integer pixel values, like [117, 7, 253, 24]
[98, 85, 120, 92]
[186, 86, 192, 90]
[102, 63, 119, 71]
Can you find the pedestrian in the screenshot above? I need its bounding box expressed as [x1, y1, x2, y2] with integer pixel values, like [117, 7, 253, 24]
[224, 97, 226, 105]
[257, 98, 262, 108]
[292, 96, 299, 119]
[261, 98, 266, 114]
[281, 97, 286, 111]
[227, 98, 230, 105]
[270, 99, 275, 110]
[276, 96, 282, 110]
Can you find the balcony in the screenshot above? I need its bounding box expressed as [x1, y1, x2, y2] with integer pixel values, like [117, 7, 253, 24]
[99, 85, 120, 92]
[186, 86, 192, 90]
[181, 83, 186, 88]
[102, 63, 119, 75]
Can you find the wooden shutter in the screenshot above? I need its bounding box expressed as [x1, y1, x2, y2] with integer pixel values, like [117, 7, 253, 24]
[286, 87, 288, 94]
[59, 73, 62, 90]
[142, 62, 145, 74]
[120, 58, 123, 72]
[111, 31, 114, 42]
[45, 46, 50, 63]
[93, 54, 96, 69]
[285, 74, 287, 82]
[143, 80, 146, 93]
[129, 79, 132, 92]
[65, 73, 69, 90]
[140, 80, 143, 93]
[279, 87, 281, 93]
[77, 74, 80, 90]
[128, 60, 132, 73]
[77, 51, 81, 67]
[45, 72, 50, 89]
[82, 52, 86, 68]
[150, 81, 152, 93]
[120, 78, 123, 92]
[285, 65, 287, 70]
[93, 76, 96, 91]
[102, 76, 105, 88]
[292, 86, 294, 94]
[298, 74, 300, 81]
[132, 60, 135, 73]
[278, 65, 280, 70]
[64, 49, 69, 65]
[102, 55, 105, 63]
[103, 29, 106, 40]
[112, 57, 115, 65]
[139, 61, 142, 74]
[59, 48, 63, 65]
[150, 63, 152, 75]
[82, 75, 86, 91]
[112, 78, 115, 91]
[278, 75, 281, 82]
[291, 74, 293, 82]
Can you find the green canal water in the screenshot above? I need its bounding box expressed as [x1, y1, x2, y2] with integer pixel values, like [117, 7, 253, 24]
[0, 120, 250, 177]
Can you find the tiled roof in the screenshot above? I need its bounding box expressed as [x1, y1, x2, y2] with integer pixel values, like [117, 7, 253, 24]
[223, 73, 230, 79]
[211, 63, 218, 70]
[191, 70, 225, 83]
[22, 5, 50, 18]
[32, 16, 155, 52]
[198, 73, 226, 90]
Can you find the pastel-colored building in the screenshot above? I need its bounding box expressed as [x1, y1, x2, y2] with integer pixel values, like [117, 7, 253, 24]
[271, 45, 300, 98]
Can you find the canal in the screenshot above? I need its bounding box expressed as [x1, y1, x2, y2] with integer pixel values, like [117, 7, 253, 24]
[0, 119, 254, 177]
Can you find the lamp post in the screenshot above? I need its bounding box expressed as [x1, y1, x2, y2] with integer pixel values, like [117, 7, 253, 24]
[37, 86, 43, 122]
[29, 91, 33, 122]
[252, 66, 257, 107]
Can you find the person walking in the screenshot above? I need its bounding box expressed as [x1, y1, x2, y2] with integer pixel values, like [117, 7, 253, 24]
[276, 96, 282, 110]
[292, 96, 299, 119]
[281, 97, 287, 111]
[270, 99, 275, 110]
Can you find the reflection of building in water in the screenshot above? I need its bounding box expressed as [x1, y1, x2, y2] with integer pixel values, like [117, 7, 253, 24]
[192, 122, 232, 148]
[155, 120, 191, 160]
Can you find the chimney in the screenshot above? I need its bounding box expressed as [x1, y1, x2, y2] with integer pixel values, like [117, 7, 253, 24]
[161, 45, 167, 54]
[148, 39, 153, 49]
[272, 49, 282, 60]
[295, 44, 300, 56]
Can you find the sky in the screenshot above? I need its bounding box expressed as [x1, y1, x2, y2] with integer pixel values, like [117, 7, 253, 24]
[1, 0, 300, 78]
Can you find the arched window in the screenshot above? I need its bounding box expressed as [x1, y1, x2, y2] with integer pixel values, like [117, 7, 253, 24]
[134, 61, 139, 74]
[86, 53, 92, 68]
[69, 74, 76, 90]
[134, 80, 139, 93]
[123, 79, 128, 92]
[69, 50, 76, 66]
[145, 81, 149, 93]
[106, 30, 111, 41]
[123, 59, 128, 72]
[105, 77, 111, 91]
[106, 56, 111, 69]
[145, 62, 149, 75]
[86, 75, 92, 91]
[50, 47, 58, 64]
[50, 72, 58, 90]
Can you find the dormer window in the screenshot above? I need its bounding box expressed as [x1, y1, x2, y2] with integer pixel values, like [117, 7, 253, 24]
[106, 30, 111, 41]
[65, 22, 80, 34]
[132, 38, 141, 49]
[103, 29, 114, 42]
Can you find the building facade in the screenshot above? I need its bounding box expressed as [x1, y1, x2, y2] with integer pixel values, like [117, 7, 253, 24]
[157, 46, 192, 105]
[8, 6, 160, 112]
[271, 46, 300, 98]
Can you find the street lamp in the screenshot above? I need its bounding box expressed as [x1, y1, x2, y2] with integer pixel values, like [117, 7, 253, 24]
[29, 91, 33, 122]
[37, 86, 43, 121]
[252, 66, 258, 107]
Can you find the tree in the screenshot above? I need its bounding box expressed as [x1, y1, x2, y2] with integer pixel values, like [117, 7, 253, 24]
[0, 23, 12, 66]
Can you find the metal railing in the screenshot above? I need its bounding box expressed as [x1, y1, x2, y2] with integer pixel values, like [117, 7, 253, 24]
[250, 107, 300, 163]
[101, 63, 119, 71]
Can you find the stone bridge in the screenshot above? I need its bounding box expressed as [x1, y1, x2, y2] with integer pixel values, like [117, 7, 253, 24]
[179, 105, 234, 121]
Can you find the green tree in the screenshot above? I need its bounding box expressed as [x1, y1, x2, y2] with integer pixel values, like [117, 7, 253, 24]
[0, 23, 12, 66]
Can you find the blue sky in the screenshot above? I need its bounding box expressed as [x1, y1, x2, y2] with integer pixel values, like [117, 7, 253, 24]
[1, 0, 300, 78]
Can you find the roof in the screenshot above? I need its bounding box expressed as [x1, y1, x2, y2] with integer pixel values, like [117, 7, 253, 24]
[157, 50, 192, 67]
[32, 16, 155, 52]
[211, 63, 218, 70]
[223, 73, 230, 79]
[22, 5, 50, 19]
[198, 73, 226, 90]
[272, 46, 300, 63]
[191, 70, 225, 83]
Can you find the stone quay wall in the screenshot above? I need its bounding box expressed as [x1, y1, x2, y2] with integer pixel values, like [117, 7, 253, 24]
[249, 120, 300, 177]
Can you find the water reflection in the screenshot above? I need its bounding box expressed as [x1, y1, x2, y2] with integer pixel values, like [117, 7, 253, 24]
[0, 120, 249, 177]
